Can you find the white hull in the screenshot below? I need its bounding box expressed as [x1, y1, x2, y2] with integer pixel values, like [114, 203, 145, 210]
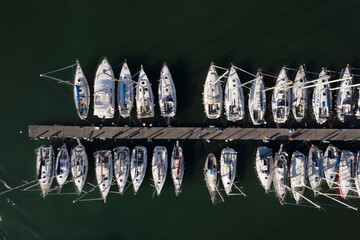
[290, 151, 306, 203]
[339, 150, 355, 199]
[74, 60, 90, 120]
[71, 145, 88, 194]
[113, 146, 130, 194]
[307, 145, 323, 194]
[159, 63, 177, 118]
[273, 145, 288, 203]
[93, 57, 115, 119]
[312, 68, 331, 124]
[204, 153, 219, 204]
[336, 65, 353, 122]
[323, 144, 339, 189]
[171, 141, 184, 196]
[224, 66, 245, 121]
[249, 70, 266, 125]
[220, 148, 237, 195]
[130, 146, 147, 194]
[203, 63, 223, 119]
[118, 61, 134, 118]
[136, 66, 154, 119]
[291, 65, 307, 122]
[272, 67, 291, 124]
[94, 150, 113, 203]
[36, 145, 54, 197]
[152, 146, 168, 196]
[355, 152, 360, 196]
[255, 146, 273, 193]
[55, 144, 70, 189]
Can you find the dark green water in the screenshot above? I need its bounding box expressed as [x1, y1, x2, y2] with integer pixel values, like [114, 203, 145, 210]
[2, 0, 360, 239]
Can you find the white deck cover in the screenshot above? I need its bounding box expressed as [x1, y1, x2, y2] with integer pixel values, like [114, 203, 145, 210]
[220, 148, 237, 195]
[224, 66, 245, 121]
[249, 70, 266, 125]
[95, 150, 113, 203]
[255, 146, 273, 193]
[118, 61, 134, 118]
[290, 151, 306, 203]
[272, 67, 291, 124]
[36, 145, 54, 197]
[71, 145, 88, 194]
[158, 63, 177, 118]
[55, 144, 70, 188]
[291, 65, 307, 122]
[136, 66, 154, 119]
[152, 146, 168, 196]
[203, 63, 223, 119]
[113, 146, 130, 194]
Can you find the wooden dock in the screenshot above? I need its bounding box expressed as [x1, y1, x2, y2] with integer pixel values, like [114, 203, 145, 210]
[28, 125, 359, 141]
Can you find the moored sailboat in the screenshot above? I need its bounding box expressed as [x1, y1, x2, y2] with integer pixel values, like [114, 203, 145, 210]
[171, 141, 184, 196]
[290, 151, 306, 203]
[71, 144, 88, 194]
[117, 61, 134, 118]
[203, 153, 219, 204]
[113, 146, 130, 194]
[220, 148, 237, 195]
[249, 69, 266, 125]
[55, 144, 70, 190]
[255, 146, 273, 193]
[130, 146, 147, 194]
[136, 66, 155, 119]
[273, 144, 289, 203]
[158, 63, 177, 120]
[94, 150, 113, 203]
[336, 65, 354, 122]
[35, 145, 55, 198]
[291, 65, 307, 122]
[224, 65, 245, 121]
[339, 150, 355, 199]
[307, 145, 323, 195]
[74, 60, 90, 120]
[272, 66, 291, 124]
[323, 144, 339, 189]
[203, 63, 223, 119]
[312, 68, 331, 124]
[152, 146, 168, 196]
[93, 57, 115, 119]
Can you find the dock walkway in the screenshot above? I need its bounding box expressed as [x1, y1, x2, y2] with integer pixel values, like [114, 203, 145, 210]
[28, 125, 358, 141]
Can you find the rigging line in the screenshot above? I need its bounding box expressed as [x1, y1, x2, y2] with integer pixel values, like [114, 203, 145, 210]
[285, 67, 319, 76]
[328, 70, 360, 77]
[42, 63, 77, 75]
[232, 65, 256, 77]
[44, 78, 73, 103]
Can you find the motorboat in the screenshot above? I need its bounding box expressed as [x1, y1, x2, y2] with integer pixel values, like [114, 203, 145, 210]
[203, 63, 223, 119]
[130, 146, 147, 194]
[323, 144, 339, 189]
[71, 144, 88, 194]
[290, 151, 306, 203]
[272, 66, 291, 124]
[74, 60, 90, 120]
[255, 146, 273, 193]
[339, 150, 355, 199]
[152, 146, 168, 196]
[220, 148, 237, 195]
[291, 65, 307, 122]
[171, 141, 184, 196]
[117, 61, 134, 118]
[273, 144, 289, 203]
[158, 63, 177, 119]
[136, 65, 154, 119]
[35, 145, 55, 197]
[203, 153, 219, 204]
[94, 150, 113, 203]
[307, 145, 323, 195]
[55, 144, 70, 190]
[113, 146, 130, 194]
[224, 65, 245, 121]
[93, 57, 115, 119]
[312, 68, 331, 124]
[336, 65, 354, 122]
[249, 69, 266, 125]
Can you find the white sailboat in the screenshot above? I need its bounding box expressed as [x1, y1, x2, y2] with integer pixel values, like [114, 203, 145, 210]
[171, 141, 184, 196]
[312, 68, 331, 124]
[70, 144, 88, 194]
[35, 145, 55, 198]
[113, 146, 130, 194]
[94, 150, 113, 203]
[336, 65, 354, 122]
[273, 144, 288, 203]
[290, 151, 306, 203]
[249, 69, 266, 125]
[291, 65, 307, 122]
[117, 61, 134, 118]
[130, 146, 147, 194]
[152, 146, 168, 196]
[74, 60, 90, 120]
[339, 150, 355, 199]
[272, 66, 291, 124]
[307, 145, 323, 195]
[220, 148, 237, 195]
[323, 144, 339, 189]
[224, 65, 245, 121]
[255, 146, 273, 193]
[55, 144, 70, 190]
[136, 65, 154, 119]
[203, 153, 219, 204]
[203, 63, 223, 119]
[356, 87, 360, 119]
[93, 57, 115, 119]
[158, 63, 177, 119]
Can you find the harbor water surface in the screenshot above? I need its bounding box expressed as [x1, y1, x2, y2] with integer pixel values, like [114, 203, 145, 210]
[1, 1, 360, 239]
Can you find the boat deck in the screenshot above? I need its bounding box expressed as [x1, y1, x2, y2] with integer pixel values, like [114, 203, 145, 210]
[28, 125, 359, 141]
